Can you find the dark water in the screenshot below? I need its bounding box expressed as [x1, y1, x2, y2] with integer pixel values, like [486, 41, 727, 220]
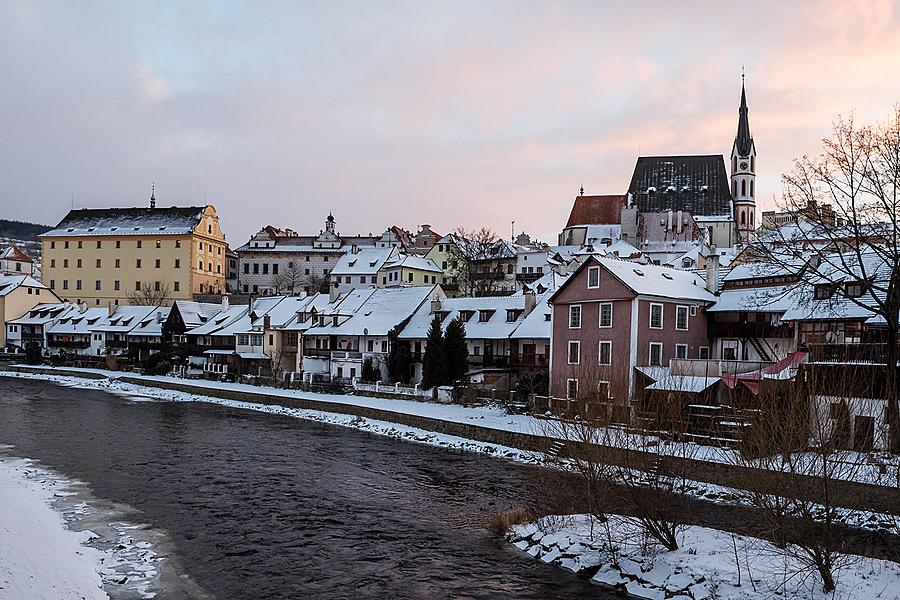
[0, 377, 624, 599]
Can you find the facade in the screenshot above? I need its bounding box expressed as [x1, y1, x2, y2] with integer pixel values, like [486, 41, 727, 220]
[0, 246, 36, 276]
[41, 202, 227, 306]
[235, 216, 380, 295]
[380, 254, 443, 288]
[548, 257, 715, 404]
[0, 275, 60, 347]
[329, 246, 399, 295]
[225, 247, 239, 293]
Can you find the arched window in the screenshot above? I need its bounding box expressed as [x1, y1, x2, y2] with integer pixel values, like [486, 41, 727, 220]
[732, 181, 737, 197]
[732, 156, 737, 173]
[750, 211, 754, 226]
[740, 210, 746, 225]
[751, 156, 755, 172]
[750, 180, 754, 198]
[741, 179, 747, 196]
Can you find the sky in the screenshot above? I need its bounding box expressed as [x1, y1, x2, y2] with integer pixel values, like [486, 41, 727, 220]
[2, 1, 900, 246]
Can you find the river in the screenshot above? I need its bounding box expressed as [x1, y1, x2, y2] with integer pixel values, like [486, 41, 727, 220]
[0, 377, 626, 599]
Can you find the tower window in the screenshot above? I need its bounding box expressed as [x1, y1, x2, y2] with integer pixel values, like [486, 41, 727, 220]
[750, 180, 754, 198]
[740, 210, 746, 225]
[732, 181, 737, 197]
[751, 156, 755, 172]
[741, 179, 747, 197]
[732, 156, 737, 174]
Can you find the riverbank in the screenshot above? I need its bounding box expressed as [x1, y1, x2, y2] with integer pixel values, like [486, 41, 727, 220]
[0, 456, 109, 600]
[509, 514, 900, 599]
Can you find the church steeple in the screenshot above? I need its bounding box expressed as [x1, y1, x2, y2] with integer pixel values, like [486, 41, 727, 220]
[731, 73, 756, 243]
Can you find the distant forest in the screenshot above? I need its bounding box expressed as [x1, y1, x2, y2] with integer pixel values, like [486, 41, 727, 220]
[0, 219, 51, 241]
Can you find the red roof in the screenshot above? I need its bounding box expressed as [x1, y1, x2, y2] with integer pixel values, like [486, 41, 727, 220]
[564, 195, 627, 227]
[0, 245, 32, 263]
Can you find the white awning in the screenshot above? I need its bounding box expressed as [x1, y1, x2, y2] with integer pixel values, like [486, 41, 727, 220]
[238, 352, 269, 360]
[204, 349, 234, 355]
[646, 375, 720, 394]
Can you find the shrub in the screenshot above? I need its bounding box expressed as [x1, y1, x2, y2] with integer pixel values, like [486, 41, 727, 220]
[485, 508, 532, 538]
[24, 342, 42, 365]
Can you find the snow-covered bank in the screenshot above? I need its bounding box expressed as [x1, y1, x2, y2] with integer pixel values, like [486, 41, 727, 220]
[510, 514, 900, 599]
[0, 456, 108, 600]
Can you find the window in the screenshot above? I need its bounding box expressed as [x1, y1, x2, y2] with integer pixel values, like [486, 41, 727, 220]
[64, 259, 69, 268]
[253, 263, 259, 274]
[49, 280, 55, 289]
[243, 263, 249, 274]
[63, 280, 68, 290]
[137, 240, 142, 248]
[64, 241, 69, 249]
[155, 259, 161, 268]
[78, 240, 83, 249]
[174, 281, 180, 292]
[408, 272, 413, 283]
[272, 264, 279, 275]
[479, 310, 492, 322]
[690, 305, 697, 316]
[846, 282, 865, 298]
[649, 342, 663, 366]
[599, 303, 612, 328]
[566, 378, 578, 400]
[96, 240, 101, 249]
[116, 240, 121, 249]
[95, 259, 101, 268]
[50, 259, 56, 268]
[114, 280, 120, 291]
[597, 381, 610, 399]
[675, 305, 689, 331]
[199, 242, 204, 250]
[699, 346, 710, 359]
[175, 240, 181, 248]
[568, 305, 582, 329]
[156, 240, 161, 249]
[51, 241, 56, 249]
[814, 284, 835, 300]
[567, 340, 580, 364]
[262, 264, 268, 275]
[650, 303, 663, 329]
[136, 259, 142, 268]
[76, 280, 82, 290]
[360, 276, 367, 284]
[76, 259, 82, 268]
[175, 259, 180, 269]
[598, 341, 612, 365]
[208, 262, 212, 272]
[154, 281, 161, 292]
[199, 260, 204, 270]
[115, 258, 120, 268]
[587, 266, 600, 288]
[135, 282, 141, 291]
[675, 343, 688, 359]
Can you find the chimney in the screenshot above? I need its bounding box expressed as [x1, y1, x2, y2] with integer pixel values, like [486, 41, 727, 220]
[666, 209, 673, 231]
[108, 300, 115, 317]
[676, 210, 683, 234]
[156, 310, 164, 323]
[524, 289, 537, 316]
[263, 314, 271, 331]
[430, 298, 442, 314]
[222, 296, 230, 311]
[329, 282, 340, 302]
[705, 252, 720, 293]
[351, 244, 360, 254]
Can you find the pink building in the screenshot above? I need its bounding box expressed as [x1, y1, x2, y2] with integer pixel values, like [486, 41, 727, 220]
[548, 256, 716, 405]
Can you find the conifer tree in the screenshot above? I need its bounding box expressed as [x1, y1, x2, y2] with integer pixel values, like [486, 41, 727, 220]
[386, 317, 412, 384]
[443, 316, 469, 384]
[420, 316, 447, 389]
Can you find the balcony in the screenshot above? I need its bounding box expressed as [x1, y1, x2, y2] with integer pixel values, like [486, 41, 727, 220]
[204, 363, 228, 374]
[470, 271, 505, 281]
[331, 350, 362, 360]
[48, 338, 91, 349]
[106, 339, 128, 349]
[515, 272, 543, 283]
[509, 353, 549, 368]
[303, 348, 333, 359]
[805, 343, 890, 364]
[710, 321, 793, 339]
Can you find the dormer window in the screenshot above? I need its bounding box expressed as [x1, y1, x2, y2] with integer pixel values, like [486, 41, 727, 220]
[814, 284, 835, 300]
[478, 310, 493, 322]
[506, 309, 523, 322]
[459, 310, 474, 322]
[845, 282, 866, 298]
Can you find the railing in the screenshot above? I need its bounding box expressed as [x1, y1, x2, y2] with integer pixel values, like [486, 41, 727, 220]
[331, 350, 362, 360]
[470, 271, 505, 281]
[669, 358, 776, 377]
[302, 348, 332, 359]
[204, 363, 228, 374]
[106, 339, 128, 348]
[515, 272, 543, 283]
[48, 338, 91, 349]
[509, 353, 549, 367]
[805, 343, 890, 364]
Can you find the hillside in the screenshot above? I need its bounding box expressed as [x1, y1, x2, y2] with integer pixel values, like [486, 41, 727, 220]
[0, 219, 51, 241]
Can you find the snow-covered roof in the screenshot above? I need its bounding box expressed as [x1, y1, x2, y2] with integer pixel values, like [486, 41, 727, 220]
[331, 247, 397, 276]
[594, 257, 716, 302]
[707, 285, 799, 313]
[126, 307, 171, 337]
[173, 301, 225, 328]
[583, 224, 622, 243]
[8, 303, 79, 325]
[722, 257, 804, 282]
[509, 291, 555, 340]
[384, 254, 442, 273]
[187, 305, 250, 336]
[0, 274, 47, 297]
[647, 375, 720, 393]
[306, 286, 439, 337]
[249, 296, 310, 330]
[42, 206, 207, 237]
[48, 307, 110, 335]
[399, 294, 530, 340]
[92, 306, 157, 333]
[0, 246, 33, 262]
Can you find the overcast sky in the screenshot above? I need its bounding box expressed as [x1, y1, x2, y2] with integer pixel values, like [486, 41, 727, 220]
[3, 1, 900, 245]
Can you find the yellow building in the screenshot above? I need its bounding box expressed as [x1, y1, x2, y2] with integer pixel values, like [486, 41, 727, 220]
[41, 203, 227, 306]
[380, 254, 443, 287]
[0, 274, 60, 347]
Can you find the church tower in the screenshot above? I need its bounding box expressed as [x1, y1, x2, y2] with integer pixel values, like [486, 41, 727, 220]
[731, 76, 756, 242]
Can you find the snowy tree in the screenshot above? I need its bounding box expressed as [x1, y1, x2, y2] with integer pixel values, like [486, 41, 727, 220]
[420, 316, 447, 389]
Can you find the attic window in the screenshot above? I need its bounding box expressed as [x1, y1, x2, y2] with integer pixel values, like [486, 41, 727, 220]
[662, 272, 673, 280]
[369, 261, 377, 267]
[133, 227, 140, 231]
[814, 284, 836, 300]
[88, 227, 95, 232]
[633, 269, 645, 277]
[544, 313, 551, 321]
[458, 310, 474, 322]
[506, 309, 523, 322]
[111, 227, 118, 231]
[67, 228, 74, 232]
[348, 259, 357, 267]
[478, 310, 494, 322]
[159, 226, 167, 231]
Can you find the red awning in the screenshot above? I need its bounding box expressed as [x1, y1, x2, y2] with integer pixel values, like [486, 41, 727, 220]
[720, 351, 808, 395]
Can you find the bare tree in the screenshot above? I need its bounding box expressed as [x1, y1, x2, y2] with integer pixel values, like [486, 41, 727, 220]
[756, 109, 900, 452]
[126, 282, 171, 306]
[447, 227, 511, 296]
[306, 273, 329, 295]
[273, 263, 304, 295]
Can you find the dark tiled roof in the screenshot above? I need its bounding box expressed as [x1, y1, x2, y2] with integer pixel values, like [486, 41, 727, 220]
[565, 195, 627, 227]
[627, 155, 733, 217]
[44, 206, 206, 236]
[735, 83, 753, 156]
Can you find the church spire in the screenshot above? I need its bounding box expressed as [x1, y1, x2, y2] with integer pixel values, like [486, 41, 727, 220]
[735, 75, 753, 156]
[150, 182, 156, 209]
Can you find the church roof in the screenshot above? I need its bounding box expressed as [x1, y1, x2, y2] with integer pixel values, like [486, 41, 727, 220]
[734, 82, 753, 156]
[627, 155, 733, 217]
[564, 195, 627, 227]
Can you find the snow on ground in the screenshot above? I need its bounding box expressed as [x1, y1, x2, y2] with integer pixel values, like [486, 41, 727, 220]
[0, 456, 109, 600]
[510, 514, 900, 600]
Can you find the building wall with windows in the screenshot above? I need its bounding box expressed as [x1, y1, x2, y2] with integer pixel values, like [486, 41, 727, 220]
[40, 205, 226, 306]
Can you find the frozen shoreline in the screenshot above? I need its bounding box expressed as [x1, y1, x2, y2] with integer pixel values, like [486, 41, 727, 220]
[0, 456, 109, 600]
[510, 513, 900, 599]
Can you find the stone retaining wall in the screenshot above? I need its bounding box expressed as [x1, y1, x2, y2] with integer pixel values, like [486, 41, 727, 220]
[6, 365, 899, 516]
